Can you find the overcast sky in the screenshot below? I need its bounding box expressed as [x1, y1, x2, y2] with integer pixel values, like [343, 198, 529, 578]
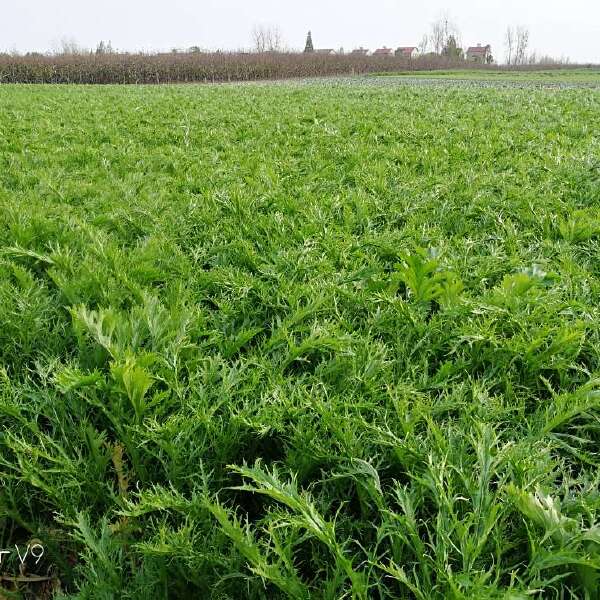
[2, 1, 598, 63]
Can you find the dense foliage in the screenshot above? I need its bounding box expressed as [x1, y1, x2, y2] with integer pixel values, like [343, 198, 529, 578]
[1, 80, 600, 598]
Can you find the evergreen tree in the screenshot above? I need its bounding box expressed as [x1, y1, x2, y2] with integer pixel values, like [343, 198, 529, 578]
[304, 31, 314, 54]
[442, 36, 464, 60]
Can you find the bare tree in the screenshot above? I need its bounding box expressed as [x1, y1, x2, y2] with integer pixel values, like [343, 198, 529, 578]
[252, 25, 284, 53]
[252, 26, 266, 53]
[430, 20, 446, 55]
[515, 26, 530, 65]
[418, 34, 429, 54]
[505, 25, 530, 65]
[505, 27, 515, 65]
[54, 36, 83, 56]
[531, 53, 570, 65]
[429, 15, 460, 55]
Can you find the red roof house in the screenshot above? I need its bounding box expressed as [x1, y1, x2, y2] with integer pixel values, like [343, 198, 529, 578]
[395, 47, 418, 58]
[466, 44, 492, 63]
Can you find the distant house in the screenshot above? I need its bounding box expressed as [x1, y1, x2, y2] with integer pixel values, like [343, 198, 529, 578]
[466, 44, 492, 63]
[315, 49, 336, 55]
[373, 47, 394, 57]
[351, 47, 370, 56]
[395, 47, 418, 59]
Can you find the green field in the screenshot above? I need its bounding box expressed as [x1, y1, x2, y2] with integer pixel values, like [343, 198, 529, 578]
[373, 68, 600, 85]
[1, 81, 600, 598]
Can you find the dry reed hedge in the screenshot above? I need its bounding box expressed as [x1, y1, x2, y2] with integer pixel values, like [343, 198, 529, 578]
[0, 51, 503, 84]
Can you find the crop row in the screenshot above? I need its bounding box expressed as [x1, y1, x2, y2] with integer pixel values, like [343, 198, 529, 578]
[0, 51, 569, 84]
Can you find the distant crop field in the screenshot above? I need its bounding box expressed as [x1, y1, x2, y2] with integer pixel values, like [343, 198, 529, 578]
[1, 81, 600, 598]
[373, 67, 600, 85]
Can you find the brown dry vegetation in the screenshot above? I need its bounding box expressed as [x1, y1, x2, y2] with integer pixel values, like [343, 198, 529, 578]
[0, 51, 581, 84]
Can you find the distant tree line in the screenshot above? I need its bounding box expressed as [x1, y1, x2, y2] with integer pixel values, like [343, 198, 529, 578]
[2, 17, 575, 68]
[0, 15, 581, 83]
[417, 16, 536, 65]
[251, 25, 285, 53]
